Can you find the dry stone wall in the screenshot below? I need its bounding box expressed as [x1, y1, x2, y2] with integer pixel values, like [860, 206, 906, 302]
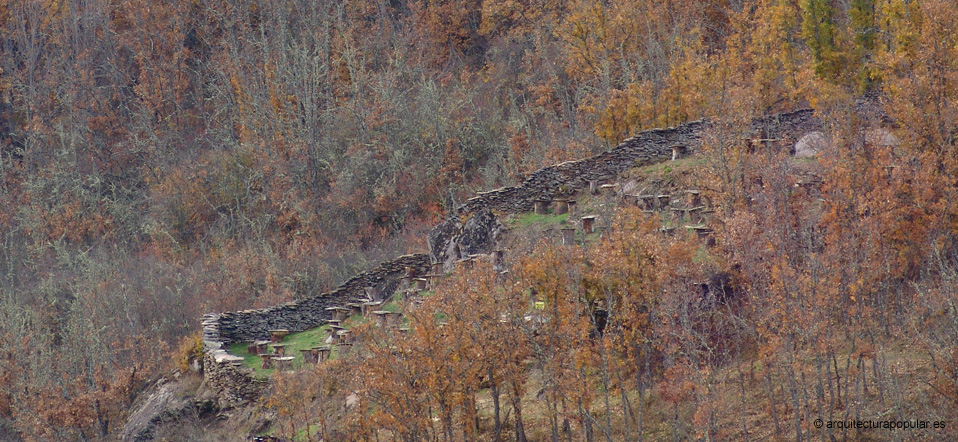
[201, 253, 431, 406]
[201, 107, 825, 407]
[209, 253, 430, 346]
[429, 108, 822, 264]
[452, 109, 820, 217]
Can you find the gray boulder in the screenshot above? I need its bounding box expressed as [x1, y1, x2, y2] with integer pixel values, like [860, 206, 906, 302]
[428, 208, 502, 271]
[794, 131, 829, 158]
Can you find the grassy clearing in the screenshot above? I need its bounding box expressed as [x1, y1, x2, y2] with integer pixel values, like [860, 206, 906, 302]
[510, 211, 570, 228]
[229, 325, 337, 377]
[228, 292, 422, 377]
[634, 156, 706, 176]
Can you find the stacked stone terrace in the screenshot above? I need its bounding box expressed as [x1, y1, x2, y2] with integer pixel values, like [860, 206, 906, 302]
[453, 109, 820, 216]
[201, 254, 430, 406]
[201, 107, 827, 406]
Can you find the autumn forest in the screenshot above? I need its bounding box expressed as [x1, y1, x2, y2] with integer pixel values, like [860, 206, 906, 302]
[1, 0, 957, 440]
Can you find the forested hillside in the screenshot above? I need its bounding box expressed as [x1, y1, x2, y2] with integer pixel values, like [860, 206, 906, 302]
[0, 0, 956, 441]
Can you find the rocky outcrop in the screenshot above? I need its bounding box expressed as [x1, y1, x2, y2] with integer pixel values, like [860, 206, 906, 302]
[121, 377, 217, 442]
[429, 208, 502, 270]
[795, 131, 828, 157]
[428, 218, 462, 270]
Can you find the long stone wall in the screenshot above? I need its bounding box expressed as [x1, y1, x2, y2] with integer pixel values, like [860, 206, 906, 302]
[429, 108, 822, 264]
[200, 253, 431, 407]
[452, 109, 820, 217]
[201, 107, 826, 407]
[204, 254, 429, 345]
[214, 253, 430, 345]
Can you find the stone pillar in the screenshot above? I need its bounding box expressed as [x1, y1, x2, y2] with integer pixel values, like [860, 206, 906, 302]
[566, 200, 577, 216]
[385, 312, 403, 329]
[589, 180, 599, 195]
[326, 307, 349, 322]
[329, 325, 345, 344]
[425, 274, 439, 290]
[274, 356, 294, 371]
[581, 216, 597, 234]
[560, 227, 576, 245]
[268, 329, 289, 343]
[492, 249, 504, 270]
[686, 190, 702, 207]
[260, 354, 275, 369]
[372, 311, 389, 328]
[656, 194, 671, 209]
[689, 206, 703, 225]
[431, 262, 443, 276]
[534, 200, 549, 214]
[300, 348, 316, 364]
[271, 344, 287, 356]
[640, 195, 656, 211]
[554, 200, 569, 215]
[347, 303, 363, 317]
[362, 301, 383, 316]
[413, 278, 428, 291]
[314, 346, 332, 363]
[671, 207, 688, 223]
[672, 146, 682, 161]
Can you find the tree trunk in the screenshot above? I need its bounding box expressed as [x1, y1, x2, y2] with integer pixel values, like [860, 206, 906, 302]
[786, 363, 804, 442]
[579, 397, 594, 442]
[739, 367, 751, 442]
[512, 384, 527, 442]
[94, 399, 108, 437]
[491, 369, 502, 441]
[766, 371, 781, 436]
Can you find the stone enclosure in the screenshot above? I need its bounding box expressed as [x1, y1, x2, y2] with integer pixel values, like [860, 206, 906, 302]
[200, 107, 829, 406]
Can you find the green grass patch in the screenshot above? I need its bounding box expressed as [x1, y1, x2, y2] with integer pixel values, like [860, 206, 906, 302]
[511, 211, 570, 228]
[229, 325, 335, 376]
[580, 229, 603, 246]
[635, 156, 705, 175]
[381, 299, 401, 313]
[226, 292, 429, 377]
